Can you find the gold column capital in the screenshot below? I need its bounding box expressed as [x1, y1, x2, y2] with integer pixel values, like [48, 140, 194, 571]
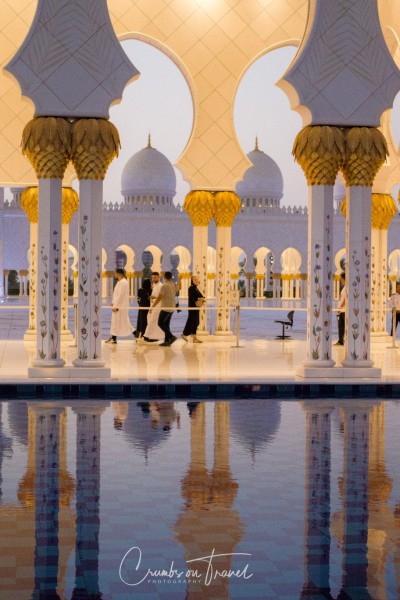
[21, 186, 38, 223]
[22, 117, 71, 179]
[71, 118, 120, 180]
[342, 127, 388, 187]
[61, 187, 79, 224]
[292, 125, 344, 185]
[213, 191, 241, 227]
[341, 193, 396, 230]
[184, 190, 214, 226]
[21, 186, 79, 224]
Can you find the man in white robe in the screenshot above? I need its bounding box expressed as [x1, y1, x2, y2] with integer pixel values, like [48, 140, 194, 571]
[143, 271, 164, 342]
[106, 269, 133, 344]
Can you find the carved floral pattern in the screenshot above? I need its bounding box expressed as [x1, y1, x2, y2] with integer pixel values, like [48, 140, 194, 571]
[49, 230, 60, 359]
[79, 215, 89, 360]
[29, 241, 36, 331]
[39, 246, 48, 359]
[362, 236, 370, 360]
[349, 250, 361, 360]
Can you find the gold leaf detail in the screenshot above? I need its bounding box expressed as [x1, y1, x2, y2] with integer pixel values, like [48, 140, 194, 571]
[71, 119, 120, 180]
[22, 117, 71, 179]
[292, 125, 344, 185]
[184, 190, 214, 226]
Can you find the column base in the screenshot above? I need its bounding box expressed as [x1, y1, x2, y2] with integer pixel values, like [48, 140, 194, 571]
[302, 359, 335, 368]
[370, 332, 391, 343]
[28, 366, 66, 378]
[28, 365, 111, 379]
[214, 330, 234, 336]
[342, 358, 374, 368]
[31, 358, 65, 368]
[70, 366, 111, 378]
[72, 358, 106, 368]
[60, 329, 74, 342]
[296, 365, 382, 379]
[24, 329, 37, 341]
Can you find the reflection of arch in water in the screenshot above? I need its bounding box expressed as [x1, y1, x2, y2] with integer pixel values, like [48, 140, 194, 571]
[207, 246, 216, 298]
[280, 247, 302, 299]
[254, 246, 274, 297]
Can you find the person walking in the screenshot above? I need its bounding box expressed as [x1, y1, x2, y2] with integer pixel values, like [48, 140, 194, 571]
[149, 271, 178, 346]
[388, 282, 400, 335]
[133, 278, 152, 339]
[143, 271, 164, 342]
[334, 272, 346, 346]
[181, 276, 205, 343]
[106, 268, 133, 344]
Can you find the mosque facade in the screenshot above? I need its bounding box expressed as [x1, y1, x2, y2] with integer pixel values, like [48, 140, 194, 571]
[2, 137, 400, 304]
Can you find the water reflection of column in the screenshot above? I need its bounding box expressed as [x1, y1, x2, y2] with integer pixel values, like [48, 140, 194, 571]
[30, 403, 64, 600]
[71, 402, 108, 600]
[337, 402, 374, 600]
[207, 402, 242, 599]
[300, 402, 334, 600]
[0, 402, 12, 500]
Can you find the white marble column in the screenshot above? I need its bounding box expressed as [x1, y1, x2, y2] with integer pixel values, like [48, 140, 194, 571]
[61, 223, 73, 341]
[255, 274, 264, 299]
[370, 195, 396, 342]
[72, 402, 107, 599]
[184, 190, 214, 336]
[342, 187, 373, 367]
[71, 119, 119, 374]
[214, 191, 241, 336]
[20, 186, 39, 323]
[338, 402, 375, 600]
[216, 226, 233, 334]
[339, 127, 387, 375]
[31, 178, 65, 369]
[72, 180, 107, 369]
[30, 403, 64, 596]
[291, 126, 347, 377]
[301, 402, 334, 598]
[303, 186, 335, 368]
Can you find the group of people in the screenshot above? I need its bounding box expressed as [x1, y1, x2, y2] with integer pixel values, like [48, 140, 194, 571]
[106, 269, 206, 347]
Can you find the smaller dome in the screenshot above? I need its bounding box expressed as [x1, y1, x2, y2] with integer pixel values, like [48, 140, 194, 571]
[333, 181, 346, 203]
[236, 139, 283, 201]
[121, 136, 176, 198]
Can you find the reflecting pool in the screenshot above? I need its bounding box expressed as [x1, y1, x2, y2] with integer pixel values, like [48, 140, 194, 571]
[1, 399, 400, 599]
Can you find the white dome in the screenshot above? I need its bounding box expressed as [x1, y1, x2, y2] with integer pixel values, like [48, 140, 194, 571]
[236, 142, 283, 201]
[333, 181, 346, 203]
[121, 142, 176, 198]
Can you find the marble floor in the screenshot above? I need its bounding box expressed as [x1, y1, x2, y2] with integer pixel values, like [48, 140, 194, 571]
[1, 299, 400, 383]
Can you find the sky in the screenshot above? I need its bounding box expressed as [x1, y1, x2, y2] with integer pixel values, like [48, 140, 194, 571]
[104, 40, 400, 209]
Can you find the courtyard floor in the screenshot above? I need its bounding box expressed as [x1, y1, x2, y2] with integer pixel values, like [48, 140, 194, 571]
[0, 298, 400, 383]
